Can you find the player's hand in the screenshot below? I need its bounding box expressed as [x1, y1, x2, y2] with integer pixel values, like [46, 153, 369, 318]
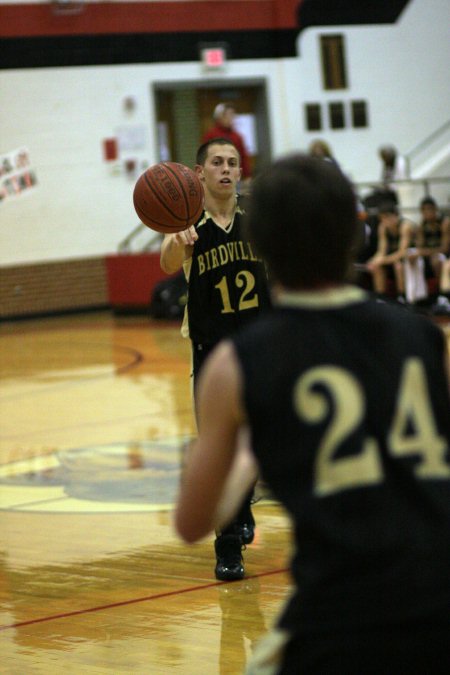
[174, 225, 198, 246]
[366, 257, 382, 271]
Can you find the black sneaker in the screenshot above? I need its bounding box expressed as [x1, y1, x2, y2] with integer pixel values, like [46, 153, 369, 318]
[214, 534, 245, 581]
[237, 503, 255, 545]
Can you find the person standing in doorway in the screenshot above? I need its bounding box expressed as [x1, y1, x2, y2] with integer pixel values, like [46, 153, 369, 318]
[202, 103, 252, 181]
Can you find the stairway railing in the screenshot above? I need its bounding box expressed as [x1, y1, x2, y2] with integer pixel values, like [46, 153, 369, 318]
[404, 120, 450, 177]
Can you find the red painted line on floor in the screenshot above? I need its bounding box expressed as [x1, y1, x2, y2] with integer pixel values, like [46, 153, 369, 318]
[0, 568, 289, 632]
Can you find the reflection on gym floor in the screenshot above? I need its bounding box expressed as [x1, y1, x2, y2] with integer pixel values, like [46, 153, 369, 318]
[0, 312, 293, 674]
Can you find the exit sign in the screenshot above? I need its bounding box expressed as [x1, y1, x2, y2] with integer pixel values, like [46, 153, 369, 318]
[199, 43, 228, 70]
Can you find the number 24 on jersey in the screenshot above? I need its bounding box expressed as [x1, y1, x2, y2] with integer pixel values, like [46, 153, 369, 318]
[294, 357, 450, 497]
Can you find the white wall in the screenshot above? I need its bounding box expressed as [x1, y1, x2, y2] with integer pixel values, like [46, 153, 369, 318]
[292, 0, 450, 182]
[1, 0, 449, 265]
[0, 65, 156, 265]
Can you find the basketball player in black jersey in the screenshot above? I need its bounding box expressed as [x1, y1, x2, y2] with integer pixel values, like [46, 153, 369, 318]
[174, 154, 450, 674]
[161, 139, 271, 581]
[365, 202, 415, 299]
[415, 197, 450, 305]
[403, 196, 450, 313]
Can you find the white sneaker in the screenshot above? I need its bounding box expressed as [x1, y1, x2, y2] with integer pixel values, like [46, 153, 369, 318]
[432, 296, 450, 315]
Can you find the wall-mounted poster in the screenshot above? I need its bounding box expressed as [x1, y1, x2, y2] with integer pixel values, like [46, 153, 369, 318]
[0, 147, 37, 203]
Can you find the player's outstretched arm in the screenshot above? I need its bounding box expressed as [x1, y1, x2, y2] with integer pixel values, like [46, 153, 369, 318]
[160, 226, 198, 274]
[174, 340, 257, 543]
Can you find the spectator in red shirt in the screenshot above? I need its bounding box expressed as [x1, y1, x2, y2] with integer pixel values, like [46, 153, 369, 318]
[202, 103, 252, 180]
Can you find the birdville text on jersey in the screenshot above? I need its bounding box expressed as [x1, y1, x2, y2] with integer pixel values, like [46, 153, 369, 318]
[196, 241, 262, 276]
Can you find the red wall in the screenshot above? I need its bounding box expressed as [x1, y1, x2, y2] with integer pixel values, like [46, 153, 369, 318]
[0, 1, 300, 38]
[105, 253, 174, 311]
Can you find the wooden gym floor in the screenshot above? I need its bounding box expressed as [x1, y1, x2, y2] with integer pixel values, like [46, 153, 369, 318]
[1, 310, 449, 674]
[0, 311, 292, 675]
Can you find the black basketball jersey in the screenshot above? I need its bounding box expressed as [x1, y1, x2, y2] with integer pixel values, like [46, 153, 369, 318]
[421, 218, 443, 249]
[184, 201, 271, 345]
[232, 286, 450, 634]
[385, 223, 401, 254]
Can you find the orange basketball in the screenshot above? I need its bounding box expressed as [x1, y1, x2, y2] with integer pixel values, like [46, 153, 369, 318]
[133, 162, 204, 234]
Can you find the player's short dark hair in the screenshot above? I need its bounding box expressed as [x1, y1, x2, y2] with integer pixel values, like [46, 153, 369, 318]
[420, 196, 437, 208]
[378, 202, 399, 216]
[245, 154, 358, 288]
[196, 138, 241, 166]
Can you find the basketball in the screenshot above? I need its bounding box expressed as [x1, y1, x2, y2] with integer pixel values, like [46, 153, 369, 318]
[133, 162, 204, 234]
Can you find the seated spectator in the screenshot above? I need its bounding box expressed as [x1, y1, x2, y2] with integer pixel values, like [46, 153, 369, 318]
[365, 203, 415, 300]
[359, 188, 398, 264]
[412, 197, 450, 314]
[414, 197, 450, 282]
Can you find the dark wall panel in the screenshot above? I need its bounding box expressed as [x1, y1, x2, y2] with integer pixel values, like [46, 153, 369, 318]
[0, 29, 299, 69]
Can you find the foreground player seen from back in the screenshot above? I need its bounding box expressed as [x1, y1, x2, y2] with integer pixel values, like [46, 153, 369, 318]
[175, 154, 450, 674]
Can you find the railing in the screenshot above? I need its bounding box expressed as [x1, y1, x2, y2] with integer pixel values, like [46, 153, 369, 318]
[354, 176, 450, 219]
[404, 119, 450, 178]
[118, 176, 450, 253]
[118, 223, 163, 254]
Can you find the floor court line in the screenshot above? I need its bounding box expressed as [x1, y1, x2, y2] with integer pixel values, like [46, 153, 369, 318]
[0, 407, 193, 440]
[0, 568, 289, 632]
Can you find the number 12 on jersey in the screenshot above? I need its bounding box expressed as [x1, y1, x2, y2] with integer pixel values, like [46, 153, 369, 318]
[215, 271, 259, 313]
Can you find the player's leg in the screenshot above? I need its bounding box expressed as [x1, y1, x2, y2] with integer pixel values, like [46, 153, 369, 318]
[393, 260, 405, 298]
[370, 263, 387, 295]
[254, 611, 450, 675]
[430, 251, 444, 280]
[441, 258, 450, 293]
[432, 257, 450, 314]
[233, 487, 256, 544]
[192, 341, 246, 581]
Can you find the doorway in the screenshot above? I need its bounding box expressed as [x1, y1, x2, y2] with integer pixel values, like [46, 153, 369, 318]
[153, 80, 271, 176]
